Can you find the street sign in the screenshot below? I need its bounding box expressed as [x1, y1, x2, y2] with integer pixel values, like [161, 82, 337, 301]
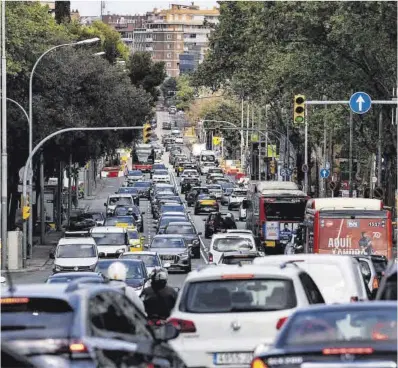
[374, 186, 384, 199]
[320, 168, 330, 179]
[325, 162, 330, 170]
[329, 181, 336, 191]
[301, 164, 308, 173]
[372, 176, 378, 183]
[19, 166, 33, 181]
[349, 92, 372, 114]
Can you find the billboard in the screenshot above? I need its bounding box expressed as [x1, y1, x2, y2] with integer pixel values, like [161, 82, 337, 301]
[318, 217, 389, 257]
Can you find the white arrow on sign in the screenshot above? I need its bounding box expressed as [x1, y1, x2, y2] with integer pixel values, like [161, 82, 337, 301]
[356, 95, 365, 112]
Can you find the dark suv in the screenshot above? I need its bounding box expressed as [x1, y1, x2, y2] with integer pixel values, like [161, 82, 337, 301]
[1, 282, 184, 368]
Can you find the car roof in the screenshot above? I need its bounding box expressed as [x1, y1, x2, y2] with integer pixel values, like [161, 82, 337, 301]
[253, 254, 360, 266]
[186, 264, 303, 282]
[91, 226, 125, 233]
[109, 194, 133, 198]
[165, 222, 193, 227]
[226, 230, 253, 234]
[160, 212, 187, 216]
[211, 233, 253, 239]
[58, 237, 96, 245]
[98, 258, 144, 265]
[222, 250, 261, 257]
[122, 251, 158, 256]
[152, 234, 185, 239]
[48, 272, 102, 278]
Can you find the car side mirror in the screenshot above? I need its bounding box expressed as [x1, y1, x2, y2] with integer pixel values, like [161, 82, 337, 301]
[49, 251, 55, 259]
[154, 322, 180, 342]
[163, 262, 171, 268]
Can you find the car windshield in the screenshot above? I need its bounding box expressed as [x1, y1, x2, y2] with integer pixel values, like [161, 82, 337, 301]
[208, 185, 222, 190]
[1, 298, 74, 334]
[165, 225, 195, 234]
[153, 165, 166, 170]
[161, 205, 184, 213]
[96, 261, 144, 279]
[151, 238, 186, 248]
[127, 230, 139, 240]
[282, 308, 397, 346]
[233, 190, 247, 196]
[154, 170, 168, 175]
[184, 279, 297, 313]
[121, 254, 160, 267]
[128, 171, 142, 176]
[134, 182, 151, 188]
[91, 233, 125, 245]
[105, 217, 135, 226]
[48, 276, 103, 284]
[109, 197, 132, 206]
[160, 217, 187, 227]
[212, 237, 253, 252]
[57, 244, 96, 258]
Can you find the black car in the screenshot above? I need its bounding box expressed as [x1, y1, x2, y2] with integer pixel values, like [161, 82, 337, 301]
[185, 186, 210, 205]
[162, 121, 172, 130]
[152, 196, 183, 219]
[156, 215, 190, 234]
[252, 302, 398, 368]
[86, 211, 105, 226]
[1, 283, 184, 368]
[67, 213, 97, 231]
[194, 195, 219, 215]
[163, 221, 202, 258]
[181, 177, 201, 194]
[114, 205, 144, 232]
[203, 212, 232, 238]
[95, 259, 149, 291]
[133, 181, 152, 199]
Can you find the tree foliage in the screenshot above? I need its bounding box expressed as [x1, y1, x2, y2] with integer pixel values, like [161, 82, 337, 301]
[161, 77, 177, 99]
[175, 75, 195, 111]
[55, 1, 71, 24]
[127, 51, 167, 102]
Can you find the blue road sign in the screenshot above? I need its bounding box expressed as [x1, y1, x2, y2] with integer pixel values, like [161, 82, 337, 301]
[320, 168, 330, 179]
[349, 92, 372, 114]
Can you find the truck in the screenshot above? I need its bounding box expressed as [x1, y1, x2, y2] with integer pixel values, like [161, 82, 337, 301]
[131, 144, 154, 172]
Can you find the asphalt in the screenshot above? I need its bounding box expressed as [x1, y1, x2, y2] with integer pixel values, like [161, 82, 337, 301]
[10, 110, 243, 288]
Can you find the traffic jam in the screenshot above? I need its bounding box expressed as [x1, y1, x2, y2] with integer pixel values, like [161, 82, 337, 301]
[1, 107, 397, 368]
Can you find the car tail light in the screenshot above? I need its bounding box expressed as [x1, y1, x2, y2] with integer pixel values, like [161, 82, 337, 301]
[251, 358, 269, 368]
[168, 318, 196, 333]
[350, 296, 359, 302]
[276, 317, 288, 330]
[69, 341, 89, 353]
[323, 347, 373, 355]
[208, 252, 213, 262]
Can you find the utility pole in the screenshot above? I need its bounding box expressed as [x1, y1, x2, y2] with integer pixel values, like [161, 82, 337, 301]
[377, 110, 382, 185]
[322, 98, 327, 198]
[265, 105, 269, 180]
[1, 0, 8, 268]
[349, 109, 353, 197]
[67, 154, 72, 227]
[246, 100, 250, 163]
[240, 98, 244, 170]
[40, 153, 45, 244]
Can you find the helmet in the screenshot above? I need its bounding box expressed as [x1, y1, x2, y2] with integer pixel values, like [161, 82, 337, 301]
[226, 213, 233, 218]
[150, 267, 168, 290]
[107, 262, 127, 281]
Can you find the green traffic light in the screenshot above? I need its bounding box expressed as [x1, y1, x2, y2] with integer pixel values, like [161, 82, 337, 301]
[295, 116, 304, 123]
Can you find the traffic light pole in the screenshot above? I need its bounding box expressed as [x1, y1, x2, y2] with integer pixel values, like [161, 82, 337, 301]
[21, 125, 144, 269]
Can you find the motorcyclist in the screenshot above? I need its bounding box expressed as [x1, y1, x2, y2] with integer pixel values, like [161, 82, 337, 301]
[140, 268, 178, 320]
[107, 262, 146, 315]
[223, 213, 237, 229]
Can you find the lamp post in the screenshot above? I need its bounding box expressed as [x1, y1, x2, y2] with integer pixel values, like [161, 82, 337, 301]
[21, 125, 144, 268]
[27, 38, 100, 257]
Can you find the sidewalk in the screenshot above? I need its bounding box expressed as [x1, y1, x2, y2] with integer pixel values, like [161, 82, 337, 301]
[14, 179, 107, 272]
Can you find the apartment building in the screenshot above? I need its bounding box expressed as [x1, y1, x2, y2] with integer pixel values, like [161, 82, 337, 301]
[146, 4, 219, 77]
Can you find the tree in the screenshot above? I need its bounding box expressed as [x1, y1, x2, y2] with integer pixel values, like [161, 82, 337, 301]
[55, 1, 71, 24]
[175, 75, 195, 111]
[161, 77, 177, 99]
[127, 51, 167, 102]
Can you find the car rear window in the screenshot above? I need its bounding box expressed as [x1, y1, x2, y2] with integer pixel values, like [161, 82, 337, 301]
[212, 237, 254, 252]
[221, 256, 256, 265]
[282, 307, 397, 346]
[1, 298, 74, 333]
[182, 279, 297, 313]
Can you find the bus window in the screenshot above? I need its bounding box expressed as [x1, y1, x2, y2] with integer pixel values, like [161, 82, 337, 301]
[264, 200, 306, 222]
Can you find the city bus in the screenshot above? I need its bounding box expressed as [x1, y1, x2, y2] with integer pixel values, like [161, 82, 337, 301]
[302, 198, 393, 259]
[243, 181, 308, 254]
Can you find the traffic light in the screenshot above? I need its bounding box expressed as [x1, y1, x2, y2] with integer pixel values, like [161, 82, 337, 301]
[293, 95, 305, 124]
[22, 196, 30, 220]
[142, 123, 152, 143]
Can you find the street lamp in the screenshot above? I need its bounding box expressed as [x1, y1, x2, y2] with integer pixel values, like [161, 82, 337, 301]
[27, 37, 100, 257]
[21, 125, 144, 268]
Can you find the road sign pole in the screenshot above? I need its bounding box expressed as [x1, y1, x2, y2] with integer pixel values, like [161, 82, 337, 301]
[304, 104, 308, 194]
[349, 108, 353, 198]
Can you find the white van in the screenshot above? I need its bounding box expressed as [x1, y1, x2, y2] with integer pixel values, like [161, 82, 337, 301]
[52, 237, 98, 273]
[90, 226, 129, 257]
[105, 194, 134, 216]
[253, 254, 368, 303]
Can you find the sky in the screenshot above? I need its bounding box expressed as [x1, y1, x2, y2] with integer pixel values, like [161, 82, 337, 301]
[71, 0, 219, 16]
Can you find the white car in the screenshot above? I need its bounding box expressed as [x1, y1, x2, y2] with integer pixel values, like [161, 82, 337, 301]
[152, 169, 171, 183]
[208, 233, 256, 264]
[126, 170, 144, 182]
[200, 163, 216, 175]
[227, 188, 247, 210]
[168, 264, 325, 368]
[171, 129, 181, 136]
[119, 251, 170, 275]
[175, 136, 184, 144]
[105, 193, 135, 216]
[90, 226, 129, 257]
[238, 202, 247, 221]
[253, 254, 369, 304]
[207, 184, 223, 199]
[52, 237, 98, 273]
[180, 169, 200, 179]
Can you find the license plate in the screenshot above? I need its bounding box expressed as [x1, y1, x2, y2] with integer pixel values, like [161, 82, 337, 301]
[214, 352, 253, 365]
[161, 256, 174, 260]
[265, 241, 276, 247]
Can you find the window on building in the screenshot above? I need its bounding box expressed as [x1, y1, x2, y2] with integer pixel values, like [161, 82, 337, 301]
[167, 44, 171, 49]
[166, 62, 171, 67]
[176, 44, 180, 49]
[167, 34, 172, 40]
[177, 34, 182, 40]
[167, 53, 172, 59]
[190, 34, 196, 38]
[153, 34, 156, 40]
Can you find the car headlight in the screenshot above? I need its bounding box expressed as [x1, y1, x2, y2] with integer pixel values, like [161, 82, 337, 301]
[116, 248, 125, 254]
[55, 265, 61, 271]
[179, 252, 189, 258]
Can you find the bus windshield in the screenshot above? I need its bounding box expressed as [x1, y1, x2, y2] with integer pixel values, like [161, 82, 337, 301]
[318, 215, 389, 257]
[200, 154, 215, 162]
[264, 198, 307, 221]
